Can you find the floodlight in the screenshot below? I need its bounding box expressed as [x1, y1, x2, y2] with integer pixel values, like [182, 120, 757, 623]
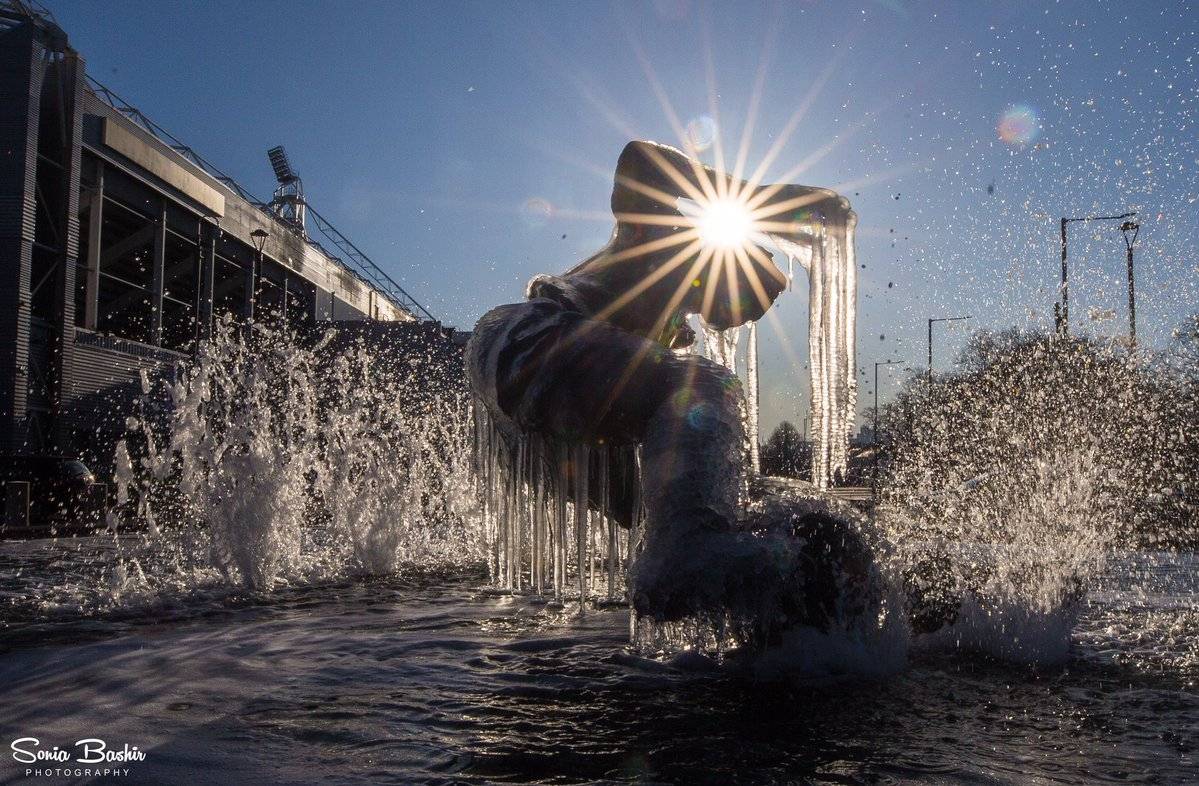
[267, 146, 296, 184]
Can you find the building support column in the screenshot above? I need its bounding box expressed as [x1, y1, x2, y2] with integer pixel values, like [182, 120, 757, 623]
[83, 161, 103, 330]
[0, 27, 44, 453]
[150, 205, 165, 345]
[197, 222, 216, 340]
[49, 51, 85, 452]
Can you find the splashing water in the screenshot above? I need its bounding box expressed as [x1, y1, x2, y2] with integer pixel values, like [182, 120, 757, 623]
[6, 311, 1189, 684]
[27, 317, 482, 616]
[875, 330, 1197, 664]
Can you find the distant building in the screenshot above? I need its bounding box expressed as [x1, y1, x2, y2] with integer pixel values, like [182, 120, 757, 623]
[0, 4, 460, 471]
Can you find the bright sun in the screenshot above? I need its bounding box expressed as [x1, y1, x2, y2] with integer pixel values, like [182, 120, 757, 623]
[697, 198, 753, 249]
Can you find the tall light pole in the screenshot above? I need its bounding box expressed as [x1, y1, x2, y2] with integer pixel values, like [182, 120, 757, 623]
[1058, 211, 1136, 336]
[1120, 220, 1140, 346]
[250, 228, 269, 323]
[873, 359, 905, 497]
[928, 315, 972, 383]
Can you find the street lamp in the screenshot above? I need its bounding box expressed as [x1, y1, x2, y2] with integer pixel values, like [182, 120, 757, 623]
[873, 359, 905, 497]
[927, 315, 973, 383]
[1058, 211, 1136, 336]
[1120, 220, 1140, 345]
[249, 228, 269, 322]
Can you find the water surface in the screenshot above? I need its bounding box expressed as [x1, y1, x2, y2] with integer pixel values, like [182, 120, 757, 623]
[0, 542, 1195, 785]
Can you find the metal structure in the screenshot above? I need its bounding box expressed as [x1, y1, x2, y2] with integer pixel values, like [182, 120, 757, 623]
[1058, 211, 1136, 336]
[927, 315, 972, 382]
[872, 359, 905, 496]
[264, 144, 433, 321]
[308, 204, 435, 321]
[77, 76, 432, 323]
[1120, 220, 1140, 345]
[267, 146, 307, 237]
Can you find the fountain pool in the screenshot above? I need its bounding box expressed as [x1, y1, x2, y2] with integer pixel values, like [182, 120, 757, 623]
[0, 542, 1195, 785]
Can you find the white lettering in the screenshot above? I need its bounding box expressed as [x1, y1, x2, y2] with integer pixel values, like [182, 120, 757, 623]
[12, 736, 144, 772]
[11, 737, 38, 764]
[76, 738, 105, 764]
[74, 738, 145, 764]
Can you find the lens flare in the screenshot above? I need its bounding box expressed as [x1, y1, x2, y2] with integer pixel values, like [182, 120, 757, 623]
[698, 198, 752, 249]
[997, 104, 1040, 147]
[685, 115, 717, 152]
[520, 197, 554, 227]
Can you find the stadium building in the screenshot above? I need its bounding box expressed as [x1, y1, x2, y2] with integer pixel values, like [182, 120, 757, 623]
[0, 2, 459, 476]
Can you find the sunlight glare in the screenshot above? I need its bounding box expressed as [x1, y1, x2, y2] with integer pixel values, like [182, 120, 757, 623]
[699, 198, 752, 249]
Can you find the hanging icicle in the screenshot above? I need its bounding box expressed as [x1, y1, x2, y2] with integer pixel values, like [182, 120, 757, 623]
[772, 208, 859, 488]
[746, 321, 760, 476]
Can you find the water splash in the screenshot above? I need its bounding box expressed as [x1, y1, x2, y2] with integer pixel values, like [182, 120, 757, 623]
[874, 330, 1196, 663]
[7, 314, 1185, 681]
[98, 316, 481, 604]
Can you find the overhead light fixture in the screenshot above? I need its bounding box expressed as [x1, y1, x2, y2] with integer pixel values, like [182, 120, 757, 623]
[250, 228, 269, 254]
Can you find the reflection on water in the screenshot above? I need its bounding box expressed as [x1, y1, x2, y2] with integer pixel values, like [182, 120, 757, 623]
[0, 541, 1194, 785]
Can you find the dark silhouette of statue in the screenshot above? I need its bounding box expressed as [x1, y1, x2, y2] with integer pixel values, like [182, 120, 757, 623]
[467, 141, 881, 640]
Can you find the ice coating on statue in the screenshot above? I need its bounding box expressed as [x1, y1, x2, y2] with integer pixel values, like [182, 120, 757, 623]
[466, 140, 872, 638]
[696, 183, 859, 489]
[769, 204, 859, 488]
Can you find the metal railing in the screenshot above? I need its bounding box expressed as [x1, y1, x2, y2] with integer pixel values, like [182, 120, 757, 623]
[307, 206, 434, 321]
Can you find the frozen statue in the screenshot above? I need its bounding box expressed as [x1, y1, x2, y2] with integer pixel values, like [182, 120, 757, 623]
[468, 141, 889, 645]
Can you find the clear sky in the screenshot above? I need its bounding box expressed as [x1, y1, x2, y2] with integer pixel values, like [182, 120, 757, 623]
[50, 0, 1198, 436]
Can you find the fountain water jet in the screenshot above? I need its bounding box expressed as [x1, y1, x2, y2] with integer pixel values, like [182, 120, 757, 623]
[103, 316, 480, 600]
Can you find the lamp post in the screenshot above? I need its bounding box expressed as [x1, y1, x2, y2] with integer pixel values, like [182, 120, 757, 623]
[249, 228, 269, 323]
[873, 359, 905, 498]
[1058, 211, 1136, 336]
[1120, 220, 1140, 346]
[927, 315, 972, 383]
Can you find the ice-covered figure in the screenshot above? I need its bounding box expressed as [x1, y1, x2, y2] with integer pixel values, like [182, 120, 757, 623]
[467, 141, 878, 640]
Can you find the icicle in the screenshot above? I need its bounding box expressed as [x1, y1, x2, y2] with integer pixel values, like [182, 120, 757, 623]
[626, 446, 645, 621]
[484, 414, 501, 583]
[810, 227, 831, 487]
[554, 441, 569, 601]
[700, 322, 740, 373]
[599, 446, 617, 599]
[746, 321, 760, 476]
[573, 443, 590, 604]
[772, 205, 857, 489]
[587, 446, 598, 595]
[698, 321, 753, 496]
[531, 436, 545, 596]
[501, 442, 513, 588]
[514, 436, 527, 591]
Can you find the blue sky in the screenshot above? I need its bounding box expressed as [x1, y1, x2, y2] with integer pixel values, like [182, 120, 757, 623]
[52, 1, 1198, 434]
